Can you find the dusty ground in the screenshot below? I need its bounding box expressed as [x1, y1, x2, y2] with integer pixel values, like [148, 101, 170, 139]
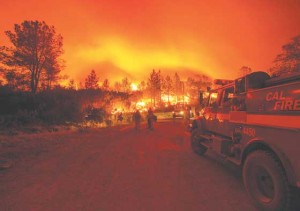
[0, 121, 259, 210]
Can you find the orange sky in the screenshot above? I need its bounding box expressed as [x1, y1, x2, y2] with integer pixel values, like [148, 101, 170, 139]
[1, 0, 300, 83]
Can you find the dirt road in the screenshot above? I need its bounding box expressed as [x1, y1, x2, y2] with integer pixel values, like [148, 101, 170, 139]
[0, 122, 257, 211]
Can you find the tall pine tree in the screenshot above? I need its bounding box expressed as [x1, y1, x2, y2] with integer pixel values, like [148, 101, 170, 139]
[85, 69, 99, 89]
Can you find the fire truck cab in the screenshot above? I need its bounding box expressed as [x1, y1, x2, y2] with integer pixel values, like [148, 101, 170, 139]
[190, 71, 300, 210]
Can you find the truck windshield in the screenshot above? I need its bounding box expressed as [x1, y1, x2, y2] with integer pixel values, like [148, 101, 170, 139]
[222, 87, 234, 106]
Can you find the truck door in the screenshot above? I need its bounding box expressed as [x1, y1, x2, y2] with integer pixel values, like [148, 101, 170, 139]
[203, 90, 222, 132]
[215, 86, 235, 136]
[220, 86, 235, 113]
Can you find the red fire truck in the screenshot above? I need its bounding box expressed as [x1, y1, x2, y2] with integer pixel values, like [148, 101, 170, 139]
[190, 71, 300, 210]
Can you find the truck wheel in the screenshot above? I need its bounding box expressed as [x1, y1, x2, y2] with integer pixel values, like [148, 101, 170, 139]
[243, 150, 293, 211]
[191, 130, 207, 155]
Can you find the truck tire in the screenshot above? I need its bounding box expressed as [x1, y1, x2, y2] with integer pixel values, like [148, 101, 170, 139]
[191, 130, 207, 155]
[243, 150, 293, 211]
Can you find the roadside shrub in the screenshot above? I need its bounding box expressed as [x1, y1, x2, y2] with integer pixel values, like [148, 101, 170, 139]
[0, 86, 130, 128]
[36, 88, 84, 124]
[15, 110, 38, 125]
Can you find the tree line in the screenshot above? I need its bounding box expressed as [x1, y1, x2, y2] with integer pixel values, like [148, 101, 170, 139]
[78, 68, 212, 108]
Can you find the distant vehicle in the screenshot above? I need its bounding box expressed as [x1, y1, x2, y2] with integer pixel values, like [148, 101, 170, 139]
[190, 71, 300, 211]
[172, 108, 184, 118]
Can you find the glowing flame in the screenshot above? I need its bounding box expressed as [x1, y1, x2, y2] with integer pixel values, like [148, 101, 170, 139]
[131, 83, 138, 91]
[211, 93, 218, 99]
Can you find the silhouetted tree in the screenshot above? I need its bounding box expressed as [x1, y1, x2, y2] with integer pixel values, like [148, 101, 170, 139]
[121, 77, 131, 93]
[239, 66, 252, 77]
[1, 20, 64, 93]
[102, 78, 109, 90]
[85, 69, 99, 89]
[43, 54, 64, 89]
[186, 74, 212, 105]
[114, 81, 122, 92]
[173, 72, 182, 102]
[68, 79, 76, 90]
[161, 75, 173, 104]
[138, 80, 146, 91]
[4, 70, 28, 91]
[148, 69, 162, 106]
[186, 76, 196, 98]
[78, 82, 83, 90]
[0, 46, 7, 71]
[270, 35, 300, 76]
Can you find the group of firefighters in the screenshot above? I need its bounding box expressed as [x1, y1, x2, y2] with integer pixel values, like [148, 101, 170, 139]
[132, 106, 193, 131]
[132, 108, 156, 130]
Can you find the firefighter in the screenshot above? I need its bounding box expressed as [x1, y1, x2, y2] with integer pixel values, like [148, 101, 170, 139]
[117, 112, 123, 123]
[132, 110, 142, 130]
[147, 108, 154, 130]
